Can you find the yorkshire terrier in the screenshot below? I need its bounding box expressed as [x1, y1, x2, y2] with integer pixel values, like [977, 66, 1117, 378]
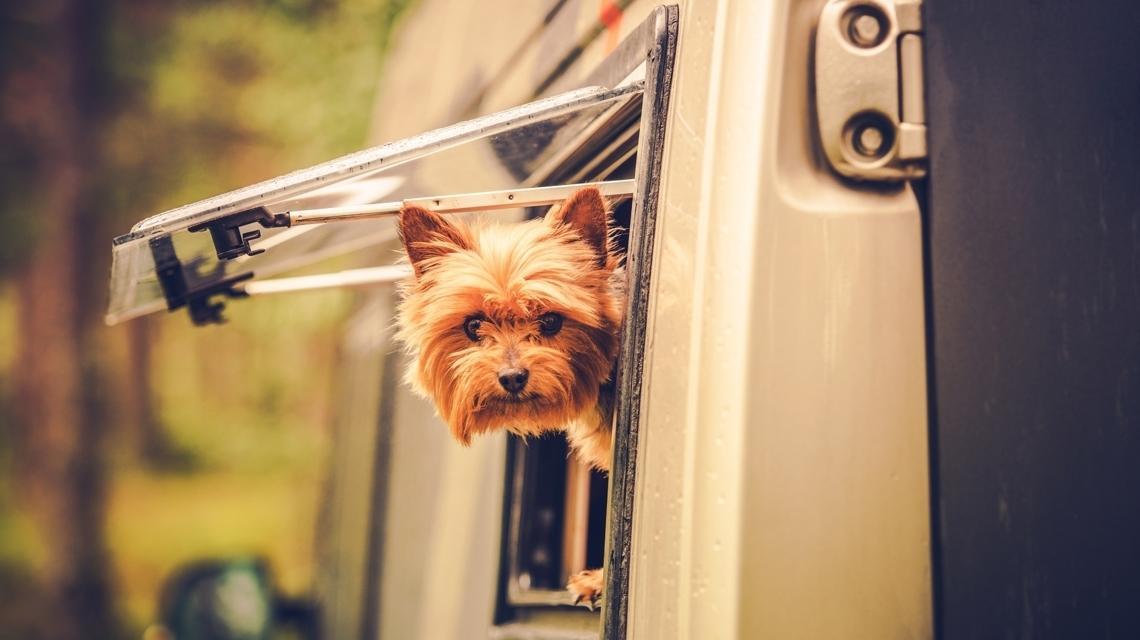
[395, 187, 623, 608]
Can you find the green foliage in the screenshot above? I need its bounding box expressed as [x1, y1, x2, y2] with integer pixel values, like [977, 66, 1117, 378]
[102, 0, 414, 228]
[102, 1, 413, 633]
[1, 0, 415, 636]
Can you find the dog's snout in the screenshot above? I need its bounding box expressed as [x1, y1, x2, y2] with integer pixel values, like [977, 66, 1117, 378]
[498, 367, 529, 394]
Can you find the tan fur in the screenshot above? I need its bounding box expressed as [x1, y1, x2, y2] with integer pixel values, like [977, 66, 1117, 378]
[394, 187, 622, 606]
[395, 187, 623, 465]
[566, 568, 604, 609]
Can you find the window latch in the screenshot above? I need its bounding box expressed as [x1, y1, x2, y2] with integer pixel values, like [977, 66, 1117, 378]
[150, 235, 252, 325]
[814, 0, 926, 182]
[189, 207, 290, 261]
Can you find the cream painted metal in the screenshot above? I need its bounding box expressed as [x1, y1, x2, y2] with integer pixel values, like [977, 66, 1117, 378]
[627, 1, 932, 639]
[239, 266, 411, 296]
[377, 368, 507, 640]
[337, 0, 931, 638]
[238, 181, 636, 296]
[317, 293, 391, 639]
[286, 180, 635, 226]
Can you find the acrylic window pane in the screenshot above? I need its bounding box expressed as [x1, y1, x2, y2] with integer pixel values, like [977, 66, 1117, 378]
[105, 82, 642, 324]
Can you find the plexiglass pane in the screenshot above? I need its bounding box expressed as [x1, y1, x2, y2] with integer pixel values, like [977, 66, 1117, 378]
[106, 82, 642, 324]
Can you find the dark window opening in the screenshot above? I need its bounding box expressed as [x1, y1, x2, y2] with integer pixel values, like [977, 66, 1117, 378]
[504, 435, 609, 598]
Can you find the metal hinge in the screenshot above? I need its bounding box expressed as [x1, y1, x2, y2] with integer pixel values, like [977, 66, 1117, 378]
[815, 0, 926, 182]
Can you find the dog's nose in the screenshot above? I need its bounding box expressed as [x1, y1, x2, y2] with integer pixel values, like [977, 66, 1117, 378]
[498, 367, 529, 394]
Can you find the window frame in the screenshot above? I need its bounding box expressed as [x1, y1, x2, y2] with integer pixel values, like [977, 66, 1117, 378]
[489, 6, 679, 637]
[497, 97, 640, 614]
[601, 7, 677, 638]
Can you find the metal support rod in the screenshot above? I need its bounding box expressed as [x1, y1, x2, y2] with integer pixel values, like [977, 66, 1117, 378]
[286, 179, 636, 226]
[240, 265, 412, 296]
[238, 179, 637, 296]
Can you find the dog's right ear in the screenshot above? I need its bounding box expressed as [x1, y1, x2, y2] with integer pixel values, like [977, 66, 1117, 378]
[398, 205, 471, 278]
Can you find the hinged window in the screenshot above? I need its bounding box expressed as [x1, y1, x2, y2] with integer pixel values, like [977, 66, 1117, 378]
[106, 81, 642, 326]
[106, 5, 678, 639]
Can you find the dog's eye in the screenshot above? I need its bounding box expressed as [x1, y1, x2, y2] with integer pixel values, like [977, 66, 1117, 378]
[463, 316, 484, 341]
[537, 312, 563, 336]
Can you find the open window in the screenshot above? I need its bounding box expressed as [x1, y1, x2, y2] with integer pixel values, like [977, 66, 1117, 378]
[106, 5, 676, 638]
[106, 82, 641, 325]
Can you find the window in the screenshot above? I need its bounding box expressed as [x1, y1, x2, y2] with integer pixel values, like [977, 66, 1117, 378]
[489, 73, 640, 615]
[494, 9, 677, 636]
[105, 6, 677, 638]
[105, 82, 641, 325]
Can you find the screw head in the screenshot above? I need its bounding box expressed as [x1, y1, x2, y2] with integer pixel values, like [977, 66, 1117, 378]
[852, 15, 882, 45]
[844, 111, 896, 162]
[844, 6, 888, 48]
[856, 125, 885, 156]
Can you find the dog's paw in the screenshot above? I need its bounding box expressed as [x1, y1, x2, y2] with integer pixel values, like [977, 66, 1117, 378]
[567, 568, 604, 610]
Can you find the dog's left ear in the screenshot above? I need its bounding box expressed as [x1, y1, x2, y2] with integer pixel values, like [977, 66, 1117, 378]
[548, 187, 609, 267]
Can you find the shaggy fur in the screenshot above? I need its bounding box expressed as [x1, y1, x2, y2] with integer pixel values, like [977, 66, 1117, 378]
[394, 187, 623, 606]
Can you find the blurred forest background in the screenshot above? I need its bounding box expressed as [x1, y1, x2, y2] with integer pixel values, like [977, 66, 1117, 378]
[0, 0, 411, 637]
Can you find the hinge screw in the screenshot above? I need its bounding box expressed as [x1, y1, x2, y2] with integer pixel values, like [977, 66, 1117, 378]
[844, 6, 888, 48]
[857, 125, 885, 156]
[845, 111, 895, 161]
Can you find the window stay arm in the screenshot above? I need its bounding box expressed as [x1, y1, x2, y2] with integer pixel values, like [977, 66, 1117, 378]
[190, 179, 635, 262]
[285, 178, 635, 226]
[239, 265, 412, 296]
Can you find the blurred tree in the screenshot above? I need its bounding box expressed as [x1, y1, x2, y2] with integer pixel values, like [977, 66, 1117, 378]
[1, 0, 118, 638]
[1, 0, 412, 636]
[123, 316, 189, 467]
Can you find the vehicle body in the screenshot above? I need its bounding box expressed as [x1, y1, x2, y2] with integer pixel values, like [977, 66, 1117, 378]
[112, 1, 1140, 638]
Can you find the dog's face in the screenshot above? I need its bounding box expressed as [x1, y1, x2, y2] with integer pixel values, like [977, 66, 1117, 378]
[396, 188, 623, 444]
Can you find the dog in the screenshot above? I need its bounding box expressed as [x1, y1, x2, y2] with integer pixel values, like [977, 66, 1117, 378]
[395, 186, 624, 608]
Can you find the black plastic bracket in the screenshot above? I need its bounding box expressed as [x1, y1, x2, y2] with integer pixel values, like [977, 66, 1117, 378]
[150, 235, 253, 326]
[187, 207, 290, 261]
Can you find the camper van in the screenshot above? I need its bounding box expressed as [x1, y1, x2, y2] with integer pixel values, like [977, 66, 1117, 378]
[107, 1, 1140, 638]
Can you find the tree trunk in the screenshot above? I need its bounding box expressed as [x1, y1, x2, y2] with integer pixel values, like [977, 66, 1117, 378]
[7, 0, 116, 637]
[124, 316, 186, 467]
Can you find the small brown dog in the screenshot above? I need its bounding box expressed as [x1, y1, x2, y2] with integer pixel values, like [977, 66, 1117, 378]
[395, 187, 623, 607]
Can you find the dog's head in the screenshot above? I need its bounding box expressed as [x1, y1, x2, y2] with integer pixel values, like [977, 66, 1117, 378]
[395, 187, 624, 444]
